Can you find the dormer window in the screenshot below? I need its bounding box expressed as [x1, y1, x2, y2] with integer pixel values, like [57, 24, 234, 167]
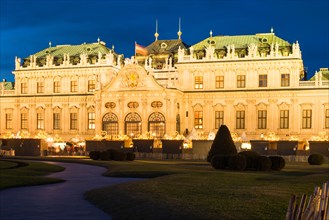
[160, 42, 167, 49]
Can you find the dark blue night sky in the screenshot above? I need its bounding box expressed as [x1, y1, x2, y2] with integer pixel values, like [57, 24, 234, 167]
[1, 0, 328, 81]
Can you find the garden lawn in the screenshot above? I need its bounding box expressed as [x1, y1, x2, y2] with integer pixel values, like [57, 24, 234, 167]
[0, 160, 65, 190]
[85, 160, 329, 220]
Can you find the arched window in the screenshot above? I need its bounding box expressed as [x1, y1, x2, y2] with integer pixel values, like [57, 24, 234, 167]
[125, 112, 142, 138]
[102, 113, 118, 135]
[148, 112, 165, 138]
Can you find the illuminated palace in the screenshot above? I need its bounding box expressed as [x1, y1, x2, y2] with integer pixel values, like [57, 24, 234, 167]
[0, 28, 328, 142]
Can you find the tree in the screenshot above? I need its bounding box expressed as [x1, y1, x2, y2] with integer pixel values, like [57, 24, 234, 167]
[207, 125, 237, 162]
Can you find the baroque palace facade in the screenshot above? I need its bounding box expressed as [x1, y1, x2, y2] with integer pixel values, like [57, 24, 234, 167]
[0, 30, 328, 143]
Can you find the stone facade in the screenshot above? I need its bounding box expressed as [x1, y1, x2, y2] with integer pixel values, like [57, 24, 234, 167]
[0, 32, 328, 142]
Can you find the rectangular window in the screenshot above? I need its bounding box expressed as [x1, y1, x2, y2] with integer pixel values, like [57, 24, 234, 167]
[5, 113, 13, 129]
[88, 112, 95, 130]
[259, 75, 267, 87]
[53, 81, 61, 93]
[88, 80, 96, 92]
[281, 74, 290, 87]
[236, 110, 245, 129]
[70, 81, 78, 92]
[215, 76, 224, 89]
[37, 113, 44, 130]
[280, 110, 289, 129]
[37, 82, 44, 93]
[215, 111, 224, 129]
[194, 76, 203, 89]
[53, 113, 61, 130]
[302, 110, 312, 129]
[258, 110, 267, 129]
[21, 113, 28, 129]
[237, 75, 246, 88]
[70, 113, 78, 130]
[194, 111, 203, 129]
[21, 83, 28, 94]
[324, 109, 329, 128]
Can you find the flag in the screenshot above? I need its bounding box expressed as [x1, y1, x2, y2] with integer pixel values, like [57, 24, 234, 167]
[135, 43, 148, 56]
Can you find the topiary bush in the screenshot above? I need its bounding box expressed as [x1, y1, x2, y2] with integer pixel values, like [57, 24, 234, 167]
[256, 156, 272, 171]
[89, 151, 101, 160]
[112, 150, 127, 161]
[100, 150, 111, 161]
[308, 154, 324, 165]
[211, 155, 229, 169]
[207, 125, 237, 163]
[228, 154, 247, 171]
[126, 152, 136, 161]
[238, 151, 260, 170]
[269, 156, 285, 170]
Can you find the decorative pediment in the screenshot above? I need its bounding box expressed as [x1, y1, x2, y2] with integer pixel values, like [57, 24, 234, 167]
[192, 103, 203, 111]
[213, 103, 225, 110]
[278, 101, 290, 109]
[299, 103, 313, 109]
[256, 102, 268, 110]
[234, 102, 246, 110]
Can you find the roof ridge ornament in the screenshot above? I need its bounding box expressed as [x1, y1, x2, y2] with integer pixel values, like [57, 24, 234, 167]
[270, 27, 274, 34]
[177, 17, 182, 40]
[49, 41, 52, 48]
[154, 19, 159, 41]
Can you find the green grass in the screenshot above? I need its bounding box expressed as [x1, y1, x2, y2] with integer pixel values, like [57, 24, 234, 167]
[0, 159, 65, 190]
[84, 160, 329, 220]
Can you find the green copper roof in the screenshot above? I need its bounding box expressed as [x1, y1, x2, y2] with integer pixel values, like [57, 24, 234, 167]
[145, 39, 189, 55]
[191, 33, 291, 50]
[2, 82, 15, 90]
[309, 69, 329, 81]
[31, 42, 113, 58]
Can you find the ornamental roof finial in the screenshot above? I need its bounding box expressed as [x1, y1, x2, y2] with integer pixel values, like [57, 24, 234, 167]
[97, 37, 100, 43]
[177, 17, 182, 40]
[270, 27, 274, 33]
[49, 41, 52, 48]
[210, 30, 213, 38]
[154, 19, 159, 41]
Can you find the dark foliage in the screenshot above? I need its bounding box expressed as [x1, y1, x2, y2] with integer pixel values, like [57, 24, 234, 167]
[100, 151, 111, 161]
[269, 156, 286, 170]
[228, 154, 247, 171]
[113, 151, 127, 161]
[207, 125, 237, 162]
[211, 155, 229, 169]
[238, 151, 260, 170]
[89, 151, 101, 160]
[308, 154, 324, 165]
[256, 156, 272, 171]
[126, 152, 136, 161]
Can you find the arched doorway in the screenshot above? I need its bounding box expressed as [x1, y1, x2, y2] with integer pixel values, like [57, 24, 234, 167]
[125, 112, 142, 138]
[102, 113, 118, 135]
[148, 112, 165, 138]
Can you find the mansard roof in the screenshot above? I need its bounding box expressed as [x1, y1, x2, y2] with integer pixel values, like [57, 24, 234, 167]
[145, 39, 189, 55]
[191, 33, 291, 51]
[31, 42, 115, 59]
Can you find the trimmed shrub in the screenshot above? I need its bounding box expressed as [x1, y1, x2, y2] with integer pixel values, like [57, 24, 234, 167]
[100, 150, 111, 161]
[228, 154, 247, 171]
[126, 152, 136, 161]
[89, 151, 101, 160]
[211, 155, 229, 169]
[308, 154, 324, 165]
[256, 156, 272, 171]
[238, 151, 260, 170]
[269, 156, 285, 170]
[207, 125, 237, 162]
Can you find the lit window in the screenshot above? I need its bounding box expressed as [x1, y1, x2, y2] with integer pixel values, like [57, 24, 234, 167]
[302, 110, 312, 129]
[258, 110, 267, 129]
[195, 76, 203, 89]
[53, 113, 61, 130]
[53, 81, 61, 93]
[237, 75, 245, 88]
[281, 74, 290, 87]
[70, 113, 78, 130]
[215, 111, 224, 129]
[88, 112, 96, 130]
[21, 113, 28, 129]
[236, 111, 245, 129]
[280, 110, 289, 129]
[88, 80, 96, 92]
[194, 111, 203, 129]
[21, 83, 28, 94]
[259, 75, 267, 87]
[6, 113, 13, 129]
[215, 76, 224, 89]
[37, 113, 44, 130]
[324, 109, 329, 128]
[71, 80, 78, 92]
[37, 82, 44, 93]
